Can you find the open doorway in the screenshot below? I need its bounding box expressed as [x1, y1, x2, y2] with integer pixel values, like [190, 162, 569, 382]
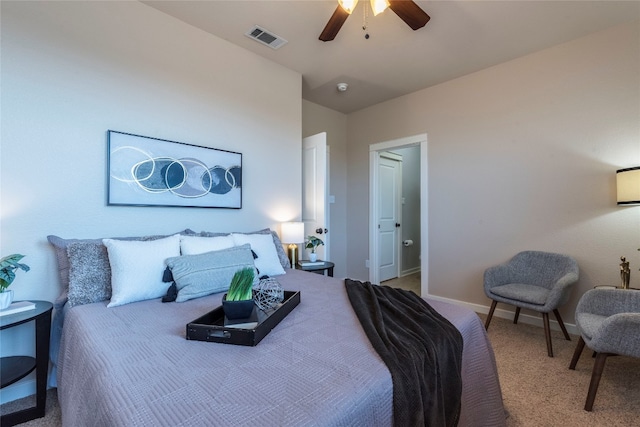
[369, 134, 427, 296]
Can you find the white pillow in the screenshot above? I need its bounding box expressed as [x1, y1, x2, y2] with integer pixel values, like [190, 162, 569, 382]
[180, 235, 235, 255]
[103, 234, 181, 307]
[231, 233, 286, 276]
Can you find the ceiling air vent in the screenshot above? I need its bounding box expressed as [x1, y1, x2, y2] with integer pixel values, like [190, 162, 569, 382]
[245, 26, 288, 50]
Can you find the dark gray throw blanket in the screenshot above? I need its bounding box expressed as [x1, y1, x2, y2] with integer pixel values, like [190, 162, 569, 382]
[345, 279, 463, 427]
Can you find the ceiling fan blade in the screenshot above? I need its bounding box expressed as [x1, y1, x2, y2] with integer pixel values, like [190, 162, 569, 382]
[388, 0, 430, 30]
[319, 5, 350, 42]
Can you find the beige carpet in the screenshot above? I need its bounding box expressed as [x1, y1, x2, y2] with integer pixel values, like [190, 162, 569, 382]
[484, 313, 640, 426]
[2, 313, 638, 426]
[383, 272, 421, 295]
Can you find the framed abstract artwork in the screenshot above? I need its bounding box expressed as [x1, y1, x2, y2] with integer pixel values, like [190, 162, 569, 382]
[107, 130, 242, 208]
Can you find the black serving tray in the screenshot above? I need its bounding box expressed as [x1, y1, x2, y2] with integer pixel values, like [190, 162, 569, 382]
[186, 291, 300, 346]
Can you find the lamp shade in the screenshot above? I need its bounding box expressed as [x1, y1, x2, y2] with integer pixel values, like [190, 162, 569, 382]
[338, 0, 358, 14]
[616, 167, 640, 205]
[370, 0, 390, 15]
[281, 222, 305, 243]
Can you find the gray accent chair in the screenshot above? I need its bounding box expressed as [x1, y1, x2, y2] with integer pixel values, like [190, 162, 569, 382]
[484, 251, 579, 357]
[569, 288, 640, 411]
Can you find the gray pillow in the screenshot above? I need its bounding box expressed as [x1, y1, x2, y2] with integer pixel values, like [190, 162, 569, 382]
[267, 229, 292, 270]
[47, 235, 102, 294]
[67, 241, 112, 307]
[165, 244, 258, 303]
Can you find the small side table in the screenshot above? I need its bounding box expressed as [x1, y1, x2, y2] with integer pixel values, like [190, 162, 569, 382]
[1, 300, 53, 427]
[296, 261, 334, 277]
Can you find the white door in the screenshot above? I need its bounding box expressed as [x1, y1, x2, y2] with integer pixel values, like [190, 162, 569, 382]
[378, 152, 402, 282]
[302, 133, 329, 261]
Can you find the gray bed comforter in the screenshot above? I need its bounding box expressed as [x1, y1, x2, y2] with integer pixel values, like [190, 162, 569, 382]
[57, 269, 505, 426]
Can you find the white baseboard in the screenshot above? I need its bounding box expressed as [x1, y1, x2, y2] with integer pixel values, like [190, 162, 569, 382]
[425, 293, 578, 336]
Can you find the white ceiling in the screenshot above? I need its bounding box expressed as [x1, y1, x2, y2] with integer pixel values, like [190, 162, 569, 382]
[143, 0, 640, 114]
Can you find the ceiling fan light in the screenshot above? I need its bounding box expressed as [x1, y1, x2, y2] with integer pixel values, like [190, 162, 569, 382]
[338, 0, 359, 14]
[370, 0, 390, 16]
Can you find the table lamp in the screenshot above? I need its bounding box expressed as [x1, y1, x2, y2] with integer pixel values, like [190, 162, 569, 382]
[281, 222, 305, 267]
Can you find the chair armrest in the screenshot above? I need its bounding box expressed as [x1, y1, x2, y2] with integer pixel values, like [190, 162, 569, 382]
[545, 271, 580, 307]
[589, 313, 640, 357]
[483, 262, 514, 292]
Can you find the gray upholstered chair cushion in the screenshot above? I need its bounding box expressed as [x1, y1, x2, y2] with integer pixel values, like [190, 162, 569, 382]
[489, 283, 549, 305]
[484, 251, 579, 313]
[574, 288, 640, 357]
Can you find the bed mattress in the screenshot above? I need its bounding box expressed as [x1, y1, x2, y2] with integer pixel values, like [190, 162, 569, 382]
[57, 269, 505, 426]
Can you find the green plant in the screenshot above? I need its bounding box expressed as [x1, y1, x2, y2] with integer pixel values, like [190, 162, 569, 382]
[305, 236, 324, 253]
[226, 267, 255, 301]
[0, 254, 30, 292]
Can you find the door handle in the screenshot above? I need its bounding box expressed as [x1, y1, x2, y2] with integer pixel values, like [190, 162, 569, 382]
[315, 228, 329, 234]
[395, 223, 401, 228]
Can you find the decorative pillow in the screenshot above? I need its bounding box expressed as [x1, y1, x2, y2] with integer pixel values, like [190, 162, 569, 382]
[231, 233, 286, 276]
[67, 241, 112, 307]
[103, 235, 181, 308]
[267, 230, 291, 269]
[165, 244, 258, 302]
[197, 228, 291, 269]
[48, 235, 102, 294]
[47, 229, 196, 292]
[180, 235, 235, 255]
[198, 231, 228, 238]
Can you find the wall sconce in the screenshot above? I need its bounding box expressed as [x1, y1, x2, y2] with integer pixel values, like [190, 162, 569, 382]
[281, 222, 305, 267]
[616, 167, 640, 205]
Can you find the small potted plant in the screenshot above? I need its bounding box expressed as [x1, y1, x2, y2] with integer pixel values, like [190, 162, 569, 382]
[0, 254, 30, 310]
[305, 236, 324, 262]
[222, 267, 255, 319]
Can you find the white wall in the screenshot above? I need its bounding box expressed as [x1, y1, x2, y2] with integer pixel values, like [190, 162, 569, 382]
[1, 0, 301, 402]
[302, 100, 348, 278]
[346, 21, 640, 324]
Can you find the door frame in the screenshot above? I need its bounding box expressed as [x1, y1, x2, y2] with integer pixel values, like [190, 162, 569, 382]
[369, 134, 428, 295]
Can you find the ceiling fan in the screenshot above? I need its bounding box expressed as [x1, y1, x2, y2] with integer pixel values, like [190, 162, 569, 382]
[319, 0, 430, 42]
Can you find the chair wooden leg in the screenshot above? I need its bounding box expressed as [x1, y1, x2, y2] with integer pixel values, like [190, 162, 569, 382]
[513, 307, 521, 324]
[585, 353, 612, 411]
[569, 336, 585, 370]
[542, 312, 553, 357]
[485, 300, 497, 330]
[553, 309, 571, 341]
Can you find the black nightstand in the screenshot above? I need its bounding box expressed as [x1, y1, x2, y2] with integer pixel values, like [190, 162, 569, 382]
[1, 300, 53, 426]
[296, 261, 335, 277]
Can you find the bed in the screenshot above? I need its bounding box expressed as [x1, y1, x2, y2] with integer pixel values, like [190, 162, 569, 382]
[49, 231, 506, 426]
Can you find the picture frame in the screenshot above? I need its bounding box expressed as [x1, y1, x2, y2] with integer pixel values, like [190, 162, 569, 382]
[107, 130, 242, 208]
